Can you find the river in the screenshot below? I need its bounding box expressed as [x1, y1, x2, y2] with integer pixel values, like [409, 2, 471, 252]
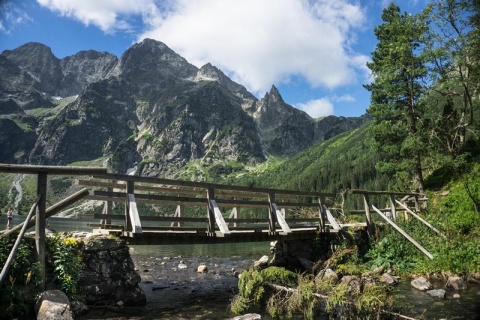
[1, 215, 480, 319]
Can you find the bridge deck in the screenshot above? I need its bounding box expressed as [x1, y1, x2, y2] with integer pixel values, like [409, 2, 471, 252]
[93, 227, 337, 245]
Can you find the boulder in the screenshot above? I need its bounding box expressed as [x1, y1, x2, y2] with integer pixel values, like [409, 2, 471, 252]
[426, 289, 446, 299]
[229, 314, 262, 320]
[380, 273, 398, 285]
[316, 268, 338, 284]
[35, 290, 73, 320]
[340, 275, 361, 293]
[445, 276, 467, 290]
[70, 300, 89, 317]
[197, 264, 208, 273]
[254, 255, 269, 269]
[411, 277, 432, 291]
[372, 266, 384, 275]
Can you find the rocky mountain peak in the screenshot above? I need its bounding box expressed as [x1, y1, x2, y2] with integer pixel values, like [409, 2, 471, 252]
[266, 85, 284, 103]
[196, 63, 256, 101]
[0, 40, 368, 176]
[119, 38, 198, 80]
[58, 50, 118, 97]
[3, 42, 62, 94]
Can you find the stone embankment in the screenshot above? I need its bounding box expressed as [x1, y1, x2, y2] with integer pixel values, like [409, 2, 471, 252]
[36, 233, 145, 319]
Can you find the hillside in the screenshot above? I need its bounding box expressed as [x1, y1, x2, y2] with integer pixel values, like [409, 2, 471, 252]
[233, 123, 388, 207]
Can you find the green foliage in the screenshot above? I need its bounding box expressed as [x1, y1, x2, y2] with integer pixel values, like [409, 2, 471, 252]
[0, 237, 40, 319]
[46, 236, 85, 298]
[421, 236, 480, 275]
[0, 234, 86, 319]
[261, 266, 299, 287]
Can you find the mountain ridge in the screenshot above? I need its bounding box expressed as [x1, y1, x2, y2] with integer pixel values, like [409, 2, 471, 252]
[0, 39, 369, 177]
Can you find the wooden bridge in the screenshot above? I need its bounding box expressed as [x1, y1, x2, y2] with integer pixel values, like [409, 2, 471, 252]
[0, 163, 433, 289]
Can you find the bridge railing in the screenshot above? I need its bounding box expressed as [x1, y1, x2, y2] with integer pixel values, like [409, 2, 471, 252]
[347, 189, 437, 259]
[79, 173, 336, 237]
[0, 164, 107, 290]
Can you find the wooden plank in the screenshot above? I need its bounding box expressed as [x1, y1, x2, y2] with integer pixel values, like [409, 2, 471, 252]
[395, 200, 446, 239]
[171, 204, 184, 227]
[372, 205, 433, 259]
[88, 193, 322, 209]
[78, 179, 300, 200]
[94, 173, 334, 198]
[363, 194, 373, 237]
[94, 190, 209, 205]
[210, 200, 230, 234]
[0, 164, 107, 175]
[127, 194, 143, 234]
[272, 203, 291, 233]
[348, 189, 423, 197]
[325, 208, 341, 230]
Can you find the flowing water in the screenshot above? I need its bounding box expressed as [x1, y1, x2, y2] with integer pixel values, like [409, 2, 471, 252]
[1, 215, 480, 319]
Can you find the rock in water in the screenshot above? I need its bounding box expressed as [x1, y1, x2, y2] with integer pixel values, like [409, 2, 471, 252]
[446, 276, 467, 290]
[411, 277, 432, 291]
[427, 289, 446, 299]
[197, 264, 208, 273]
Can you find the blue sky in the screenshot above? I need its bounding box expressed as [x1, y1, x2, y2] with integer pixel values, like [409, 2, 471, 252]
[0, 0, 429, 118]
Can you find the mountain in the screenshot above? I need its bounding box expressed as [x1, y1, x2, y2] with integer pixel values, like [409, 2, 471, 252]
[0, 39, 368, 177]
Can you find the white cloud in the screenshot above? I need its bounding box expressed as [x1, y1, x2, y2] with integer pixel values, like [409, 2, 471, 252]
[333, 94, 355, 103]
[295, 98, 334, 118]
[36, 0, 159, 33]
[0, 2, 33, 34]
[140, 0, 368, 95]
[36, 0, 368, 96]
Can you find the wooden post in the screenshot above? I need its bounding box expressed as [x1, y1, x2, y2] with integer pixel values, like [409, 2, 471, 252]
[389, 194, 397, 221]
[207, 188, 216, 235]
[363, 194, 373, 238]
[268, 193, 277, 234]
[171, 204, 184, 227]
[318, 196, 326, 232]
[36, 172, 47, 290]
[414, 195, 420, 212]
[101, 187, 112, 225]
[228, 203, 239, 228]
[125, 180, 134, 232]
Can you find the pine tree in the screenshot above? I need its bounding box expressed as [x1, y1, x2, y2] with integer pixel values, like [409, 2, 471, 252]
[365, 3, 430, 193]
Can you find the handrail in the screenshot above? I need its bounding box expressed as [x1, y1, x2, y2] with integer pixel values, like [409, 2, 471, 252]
[0, 163, 107, 175]
[1, 188, 90, 238]
[372, 205, 433, 259]
[395, 200, 446, 239]
[93, 173, 335, 198]
[0, 195, 41, 286]
[348, 189, 424, 197]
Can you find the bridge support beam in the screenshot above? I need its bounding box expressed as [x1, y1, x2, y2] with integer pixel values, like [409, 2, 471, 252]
[363, 194, 373, 238]
[36, 172, 47, 290]
[268, 193, 277, 234]
[125, 181, 134, 232]
[207, 188, 216, 235]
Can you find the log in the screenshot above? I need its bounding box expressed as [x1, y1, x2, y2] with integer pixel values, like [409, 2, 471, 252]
[267, 283, 419, 320]
[0, 195, 41, 286]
